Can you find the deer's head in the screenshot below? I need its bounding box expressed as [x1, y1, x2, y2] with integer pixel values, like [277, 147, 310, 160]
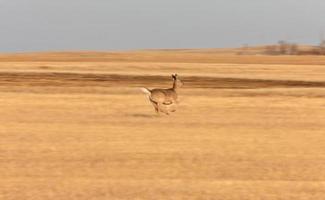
[172, 74, 183, 88]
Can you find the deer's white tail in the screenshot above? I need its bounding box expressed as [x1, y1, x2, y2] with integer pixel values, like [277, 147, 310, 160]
[141, 87, 151, 95]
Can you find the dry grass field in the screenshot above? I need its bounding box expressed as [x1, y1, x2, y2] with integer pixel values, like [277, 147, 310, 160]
[1, 48, 325, 199]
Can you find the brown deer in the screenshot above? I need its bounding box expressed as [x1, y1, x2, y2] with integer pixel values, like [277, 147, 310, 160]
[141, 74, 183, 115]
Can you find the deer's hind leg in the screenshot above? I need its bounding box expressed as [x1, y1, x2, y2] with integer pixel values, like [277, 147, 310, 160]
[149, 99, 159, 114]
[149, 99, 169, 115]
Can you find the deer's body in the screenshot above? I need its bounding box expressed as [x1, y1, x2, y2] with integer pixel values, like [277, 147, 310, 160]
[148, 88, 178, 105]
[141, 74, 183, 115]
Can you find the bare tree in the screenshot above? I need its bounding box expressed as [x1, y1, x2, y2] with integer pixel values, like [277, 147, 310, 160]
[265, 45, 278, 55]
[278, 40, 288, 55]
[319, 40, 325, 55]
[276, 40, 298, 55]
[288, 43, 298, 55]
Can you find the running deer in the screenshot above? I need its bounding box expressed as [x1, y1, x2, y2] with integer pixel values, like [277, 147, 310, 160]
[141, 74, 183, 115]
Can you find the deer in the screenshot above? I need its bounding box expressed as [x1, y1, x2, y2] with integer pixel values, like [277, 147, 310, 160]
[141, 74, 183, 115]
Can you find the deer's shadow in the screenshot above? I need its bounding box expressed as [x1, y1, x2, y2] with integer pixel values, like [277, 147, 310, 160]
[129, 113, 156, 118]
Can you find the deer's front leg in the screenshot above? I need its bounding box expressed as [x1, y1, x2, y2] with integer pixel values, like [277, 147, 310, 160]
[157, 103, 170, 115]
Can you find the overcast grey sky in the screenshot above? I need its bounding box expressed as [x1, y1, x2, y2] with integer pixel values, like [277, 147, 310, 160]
[0, 0, 324, 52]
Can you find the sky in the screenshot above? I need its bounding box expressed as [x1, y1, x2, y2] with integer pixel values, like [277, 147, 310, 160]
[0, 0, 325, 52]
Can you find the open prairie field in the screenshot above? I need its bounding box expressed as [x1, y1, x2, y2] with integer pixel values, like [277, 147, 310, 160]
[1, 50, 325, 199]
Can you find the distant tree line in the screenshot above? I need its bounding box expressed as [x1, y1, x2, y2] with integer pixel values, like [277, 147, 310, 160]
[264, 40, 325, 55]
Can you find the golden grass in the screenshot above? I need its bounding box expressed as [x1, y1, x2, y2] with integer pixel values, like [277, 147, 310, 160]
[1, 50, 325, 199]
[1, 47, 325, 65]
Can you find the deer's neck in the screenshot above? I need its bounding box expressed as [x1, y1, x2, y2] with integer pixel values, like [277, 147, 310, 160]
[172, 79, 178, 91]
